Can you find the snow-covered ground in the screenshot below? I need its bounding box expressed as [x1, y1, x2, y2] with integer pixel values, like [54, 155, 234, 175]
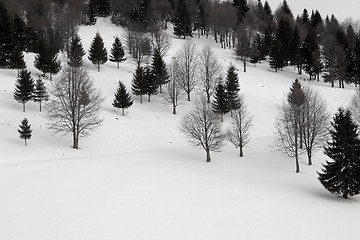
[0, 18, 359, 240]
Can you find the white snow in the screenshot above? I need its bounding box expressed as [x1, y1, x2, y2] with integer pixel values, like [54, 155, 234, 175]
[0, 18, 359, 240]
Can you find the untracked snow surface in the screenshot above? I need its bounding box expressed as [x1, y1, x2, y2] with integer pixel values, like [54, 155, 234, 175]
[0, 18, 360, 240]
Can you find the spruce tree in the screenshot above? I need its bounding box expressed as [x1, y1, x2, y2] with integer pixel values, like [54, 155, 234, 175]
[113, 81, 133, 115]
[0, 2, 15, 67]
[97, 0, 111, 17]
[225, 64, 241, 113]
[109, 36, 126, 68]
[212, 81, 229, 121]
[173, 0, 193, 39]
[318, 108, 360, 199]
[233, 0, 250, 23]
[34, 41, 61, 81]
[33, 78, 49, 112]
[88, 32, 108, 72]
[68, 35, 85, 67]
[18, 118, 32, 146]
[151, 48, 169, 93]
[9, 46, 26, 75]
[12, 13, 27, 51]
[144, 66, 158, 102]
[87, 0, 97, 25]
[131, 66, 146, 103]
[14, 69, 34, 112]
[269, 38, 286, 72]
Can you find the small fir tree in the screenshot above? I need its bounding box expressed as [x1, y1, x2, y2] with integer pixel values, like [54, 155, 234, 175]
[33, 78, 49, 112]
[144, 66, 158, 102]
[9, 45, 26, 75]
[87, 0, 97, 25]
[88, 32, 108, 72]
[14, 69, 34, 112]
[151, 48, 169, 93]
[173, 0, 193, 39]
[318, 108, 360, 199]
[68, 35, 85, 67]
[113, 81, 133, 115]
[212, 81, 229, 121]
[131, 66, 146, 103]
[34, 41, 61, 80]
[18, 118, 32, 146]
[109, 36, 126, 68]
[225, 64, 241, 113]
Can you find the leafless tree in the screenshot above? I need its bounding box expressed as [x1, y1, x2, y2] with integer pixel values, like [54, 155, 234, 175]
[163, 61, 185, 114]
[234, 24, 256, 73]
[176, 40, 199, 101]
[150, 24, 171, 57]
[301, 87, 330, 165]
[349, 89, 360, 125]
[124, 28, 152, 68]
[227, 95, 253, 157]
[199, 46, 223, 103]
[180, 95, 226, 162]
[46, 64, 104, 149]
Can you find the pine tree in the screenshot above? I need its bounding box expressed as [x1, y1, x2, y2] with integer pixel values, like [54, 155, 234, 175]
[18, 118, 32, 146]
[113, 81, 133, 115]
[225, 64, 241, 112]
[68, 35, 85, 67]
[12, 13, 27, 51]
[318, 108, 360, 199]
[9, 46, 26, 74]
[0, 2, 15, 67]
[212, 81, 229, 121]
[34, 41, 61, 81]
[14, 69, 34, 112]
[233, 0, 250, 23]
[173, 0, 193, 39]
[33, 78, 49, 112]
[109, 36, 126, 68]
[97, 0, 111, 17]
[151, 48, 169, 93]
[88, 32, 108, 72]
[144, 66, 158, 102]
[269, 38, 286, 72]
[131, 66, 146, 103]
[87, 0, 97, 25]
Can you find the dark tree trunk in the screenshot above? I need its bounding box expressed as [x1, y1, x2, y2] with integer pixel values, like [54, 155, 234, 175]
[307, 152, 312, 166]
[24, 138, 27, 146]
[122, 108, 124, 116]
[206, 149, 211, 162]
[39, 101, 42, 112]
[23, 102, 25, 112]
[172, 104, 176, 114]
[240, 146, 243, 157]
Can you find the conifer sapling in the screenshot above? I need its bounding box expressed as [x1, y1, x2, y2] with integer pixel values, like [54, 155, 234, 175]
[88, 32, 108, 72]
[18, 118, 32, 146]
[14, 69, 34, 112]
[113, 81, 133, 115]
[110, 36, 126, 68]
[33, 78, 49, 112]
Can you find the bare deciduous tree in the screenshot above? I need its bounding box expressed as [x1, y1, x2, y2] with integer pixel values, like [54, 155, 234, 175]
[349, 89, 360, 125]
[46, 64, 104, 149]
[125, 28, 152, 68]
[176, 40, 199, 101]
[227, 95, 253, 157]
[199, 46, 222, 103]
[234, 24, 256, 73]
[163, 61, 184, 114]
[301, 87, 330, 165]
[180, 95, 225, 162]
[150, 25, 171, 57]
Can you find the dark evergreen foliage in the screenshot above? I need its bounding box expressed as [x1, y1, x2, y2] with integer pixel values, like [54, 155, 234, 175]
[131, 66, 146, 103]
[212, 81, 229, 120]
[0, 2, 15, 67]
[109, 36, 126, 68]
[88, 32, 108, 72]
[269, 39, 286, 71]
[87, 0, 97, 25]
[12, 13, 27, 51]
[18, 118, 32, 146]
[68, 35, 85, 67]
[150, 48, 169, 93]
[318, 108, 360, 199]
[113, 81, 133, 115]
[225, 64, 241, 112]
[9, 46, 26, 74]
[33, 78, 49, 112]
[287, 79, 305, 106]
[144, 66, 158, 102]
[34, 40, 61, 80]
[14, 69, 34, 112]
[97, 0, 111, 17]
[173, 0, 193, 39]
[232, 0, 249, 23]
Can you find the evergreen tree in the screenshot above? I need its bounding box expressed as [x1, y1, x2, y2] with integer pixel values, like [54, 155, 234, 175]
[150, 48, 169, 93]
[301, 30, 318, 80]
[97, 0, 111, 17]
[318, 108, 360, 199]
[33, 78, 49, 112]
[0, 2, 15, 67]
[14, 69, 34, 112]
[87, 0, 97, 25]
[109, 36, 126, 68]
[144, 66, 158, 102]
[18, 118, 32, 146]
[113, 81, 133, 115]
[269, 39, 286, 72]
[289, 25, 302, 74]
[173, 0, 193, 39]
[212, 81, 229, 121]
[12, 13, 27, 51]
[34, 41, 61, 81]
[88, 32, 108, 72]
[131, 66, 146, 103]
[9, 46, 26, 74]
[68, 35, 85, 67]
[225, 64, 241, 112]
[233, 0, 249, 23]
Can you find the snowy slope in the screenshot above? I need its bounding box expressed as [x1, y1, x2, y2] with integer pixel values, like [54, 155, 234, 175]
[0, 18, 359, 240]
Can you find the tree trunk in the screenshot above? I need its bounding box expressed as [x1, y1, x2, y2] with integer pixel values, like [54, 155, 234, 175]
[307, 151, 312, 166]
[206, 149, 211, 162]
[295, 155, 300, 173]
[140, 94, 143, 103]
[39, 101, 42, 112]
[117, 61, 119, 68]
[243, 61, 246, 73]
[23, 102, 25, 112]
[97, 61, 100, 72]
[239, 146, 243, 157]
[187, 91, 191, 101]
[122, 108, 124, 116]
[148, 94, 151, 102]
[73, 131, 79, 149]
[172, 104, 176, 114]
[24, 138, 27, 146]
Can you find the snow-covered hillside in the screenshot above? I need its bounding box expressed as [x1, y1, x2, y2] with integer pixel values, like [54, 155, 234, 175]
[0, 18, 359, 240]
